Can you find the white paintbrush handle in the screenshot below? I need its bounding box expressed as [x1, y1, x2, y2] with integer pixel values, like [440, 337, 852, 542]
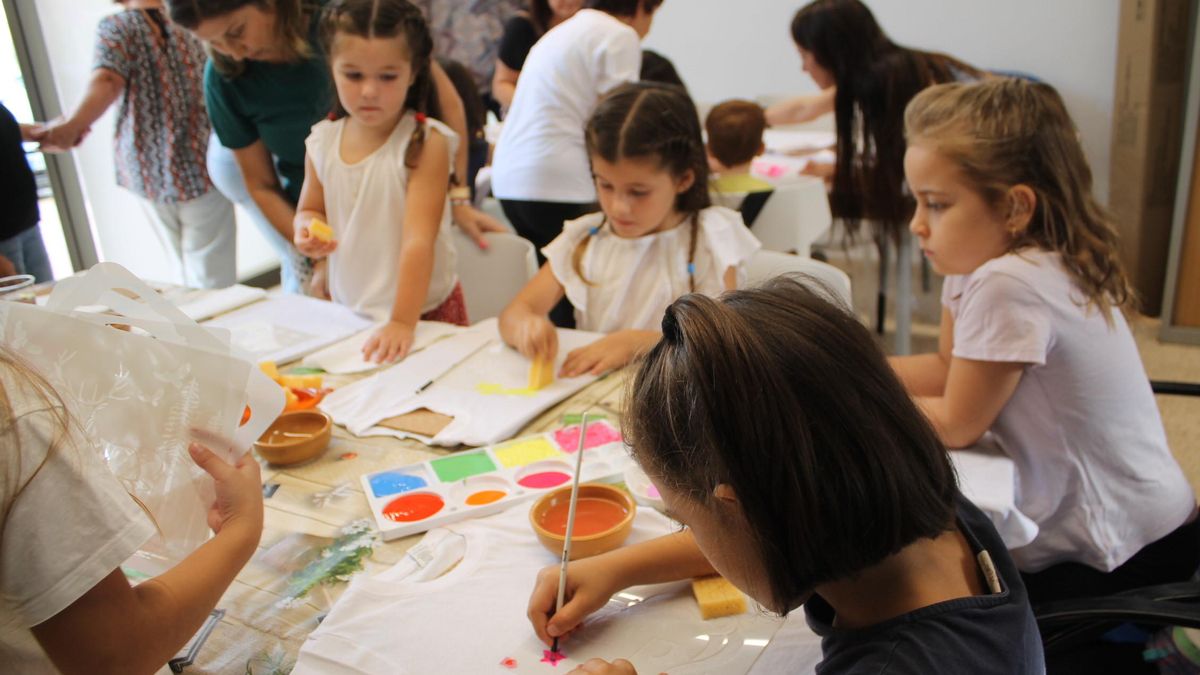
[554, 413, 590, 616]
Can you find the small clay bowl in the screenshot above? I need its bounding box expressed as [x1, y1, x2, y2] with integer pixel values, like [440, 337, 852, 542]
[254, 410, 332, 466]
[529, 483, 637, 560]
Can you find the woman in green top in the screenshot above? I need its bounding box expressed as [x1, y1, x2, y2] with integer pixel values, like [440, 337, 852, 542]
[166, 0, 503, 293]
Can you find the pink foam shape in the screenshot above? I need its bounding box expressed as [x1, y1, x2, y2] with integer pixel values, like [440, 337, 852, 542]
[541, 648, 566, 666]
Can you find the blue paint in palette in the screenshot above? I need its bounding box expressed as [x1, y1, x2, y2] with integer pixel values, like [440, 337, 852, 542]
[369, 471, 427, 498]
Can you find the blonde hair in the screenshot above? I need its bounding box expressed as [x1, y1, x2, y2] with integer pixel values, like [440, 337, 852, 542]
[904, 78, 1136, 320]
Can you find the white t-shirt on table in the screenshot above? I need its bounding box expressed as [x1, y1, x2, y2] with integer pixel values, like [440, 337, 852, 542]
[542, 207, 761, 333]
[0, 369, 156, 673]
[306, 112, 459, 320]
[943, 248, 1194, 572]
[490, 9, 641, 203]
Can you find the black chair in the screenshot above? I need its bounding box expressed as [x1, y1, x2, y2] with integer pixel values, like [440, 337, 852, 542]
[1035, 380, 1200, 673]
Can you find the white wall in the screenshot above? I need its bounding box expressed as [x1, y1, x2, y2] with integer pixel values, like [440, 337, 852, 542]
[644, 0, 1119, 202]
[28, 0, 276, 283]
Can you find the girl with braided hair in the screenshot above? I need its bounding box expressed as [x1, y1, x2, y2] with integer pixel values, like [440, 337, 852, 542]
[291, 0, 467, 364]
[499, 82, 759, 376]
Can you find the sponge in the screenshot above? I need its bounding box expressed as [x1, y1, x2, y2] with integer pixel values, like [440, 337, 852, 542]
[691, 575, 747, 619]
[309, 218, 335, 242]
[528, 355, 554, 391]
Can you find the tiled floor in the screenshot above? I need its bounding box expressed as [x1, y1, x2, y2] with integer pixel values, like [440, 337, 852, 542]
[823, 240, 1200, 495]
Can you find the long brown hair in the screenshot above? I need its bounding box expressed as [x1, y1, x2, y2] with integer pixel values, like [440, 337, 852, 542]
[905, 79, 1137, 319]
[624, 277, 958, 614]
[166, 0, 320, 77]
[791, 0, 982, 241]
[574, 82, 710, 289]
[320, 0, 440, 169]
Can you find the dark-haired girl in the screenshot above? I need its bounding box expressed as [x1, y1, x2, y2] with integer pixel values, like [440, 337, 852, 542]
[499, 81, 759, 377]
[292, 0, 467, 364]
[165, 0, 503, 294]
[768, 0, 983, 237]
[526, 277, 1045, 674]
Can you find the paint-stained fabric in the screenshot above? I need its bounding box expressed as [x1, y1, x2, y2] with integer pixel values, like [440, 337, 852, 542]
[93, 8, 213, 203]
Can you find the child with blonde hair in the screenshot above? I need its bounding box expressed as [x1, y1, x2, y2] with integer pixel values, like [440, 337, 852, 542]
[295, 0, 466, 364]
[890, 78, 1198, 603]
[500, 82, 759, 376]
[0, 348, 262, 673]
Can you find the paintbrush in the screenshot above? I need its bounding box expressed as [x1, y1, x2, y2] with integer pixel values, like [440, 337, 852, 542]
[551, 412, 591, 658]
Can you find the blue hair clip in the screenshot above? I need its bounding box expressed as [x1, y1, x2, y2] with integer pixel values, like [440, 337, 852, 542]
[686, 262, 696, 276]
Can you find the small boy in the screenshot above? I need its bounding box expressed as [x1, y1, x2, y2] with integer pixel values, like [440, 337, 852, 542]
[705, 99, 773, 194]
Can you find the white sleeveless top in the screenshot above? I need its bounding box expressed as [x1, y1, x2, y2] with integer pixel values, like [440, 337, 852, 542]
[306, 113, 459, 320]
[542, 206, 760, 333]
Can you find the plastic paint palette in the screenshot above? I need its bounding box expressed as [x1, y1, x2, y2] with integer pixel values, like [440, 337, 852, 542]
[361, 420, 629, 540]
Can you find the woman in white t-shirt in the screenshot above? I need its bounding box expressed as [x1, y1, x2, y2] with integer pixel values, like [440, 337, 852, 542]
[490, 0, 660, 273]
[890, 78, 1198, 603]
[499, 82, 759, 377]
[0, 348, 263, 673]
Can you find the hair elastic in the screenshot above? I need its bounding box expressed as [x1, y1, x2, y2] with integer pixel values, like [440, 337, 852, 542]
[415, 112, 427, 124]
[588, 225, 601, 236]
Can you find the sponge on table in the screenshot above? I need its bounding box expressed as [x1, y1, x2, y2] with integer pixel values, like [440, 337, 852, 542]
[691, 575, 747, 619]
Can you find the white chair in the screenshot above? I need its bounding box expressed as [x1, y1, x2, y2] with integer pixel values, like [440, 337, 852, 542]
[736, 177, 832, 256]
[452, 228, 538, 321]
[744, 249, 853, 310]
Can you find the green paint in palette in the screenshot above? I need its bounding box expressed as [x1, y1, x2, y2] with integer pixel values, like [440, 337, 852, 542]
[431, 452, 497, 482]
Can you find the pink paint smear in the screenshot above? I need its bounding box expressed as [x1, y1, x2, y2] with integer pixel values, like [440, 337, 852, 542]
[554, 422, 622, 453]
[541, 649, 566, 666]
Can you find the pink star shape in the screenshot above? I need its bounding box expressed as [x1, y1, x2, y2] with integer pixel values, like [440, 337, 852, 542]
[541, 648, 566, 666]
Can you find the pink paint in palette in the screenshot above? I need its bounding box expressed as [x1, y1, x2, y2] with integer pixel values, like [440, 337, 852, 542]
[360, 420, 632, 540]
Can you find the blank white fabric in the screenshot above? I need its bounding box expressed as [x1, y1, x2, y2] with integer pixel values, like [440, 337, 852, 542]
[542, 207, 760, 333]
[306, 112, 459, 320]
[490, 9, 641, 203]
[943, 249, 1194, 572]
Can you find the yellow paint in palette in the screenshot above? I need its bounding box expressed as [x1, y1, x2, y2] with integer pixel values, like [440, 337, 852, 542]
[529, 356, 554, 390]
[494, 437, 561, 468]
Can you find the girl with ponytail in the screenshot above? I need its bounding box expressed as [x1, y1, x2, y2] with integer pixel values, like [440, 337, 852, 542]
[294, 0, 467, 364]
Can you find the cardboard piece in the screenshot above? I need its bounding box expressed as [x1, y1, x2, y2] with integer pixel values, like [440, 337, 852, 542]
[378, 408, 455, 437]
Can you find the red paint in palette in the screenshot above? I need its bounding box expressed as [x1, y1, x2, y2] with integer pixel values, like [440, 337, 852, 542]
[517, 471, 571, 489]
[383, 493, 444, 522]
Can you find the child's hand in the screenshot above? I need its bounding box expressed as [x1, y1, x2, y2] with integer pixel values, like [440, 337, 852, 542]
[307, 258, 330, 300]
[511, 315, 558, 363]
[39, 118, 89, 153]
[187, 442, 264, 540]
[363, 320, 416, 364]
[294, 224, 338, 258]
[561, 331, 652, 377]
[527, 556, 623, 647]
[565, 659, 639, 675]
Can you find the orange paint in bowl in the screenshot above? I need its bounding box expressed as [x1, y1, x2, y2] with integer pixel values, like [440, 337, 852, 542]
[539, 497, 629, 537]
[465, 489, 507, 506]
[383, 493, 444, 522]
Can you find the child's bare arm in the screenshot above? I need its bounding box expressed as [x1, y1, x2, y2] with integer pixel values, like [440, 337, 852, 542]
[294, 155, 335, 258]
[362, 129, 450, 364]
[889, 307, 955, 397]
[30, 443, 262, 675]
[498, 265, 565, 361]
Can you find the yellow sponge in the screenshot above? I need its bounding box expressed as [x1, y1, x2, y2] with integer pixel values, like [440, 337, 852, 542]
[691, 575, 747, 619]
[278, 373, 323, 390]
[259, 361, 280, 383]
[528, 356, 554, 391]
[309, 218, 335, 242]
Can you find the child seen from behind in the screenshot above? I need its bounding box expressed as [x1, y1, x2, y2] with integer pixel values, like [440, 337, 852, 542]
[499, 81, 759, 376]
[526, 278, 1044, 674]
[295, 0, 466, 364]
[890, 79, 1198, 603]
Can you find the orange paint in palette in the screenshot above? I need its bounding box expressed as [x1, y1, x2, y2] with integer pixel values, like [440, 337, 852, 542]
[359, 420, 630, 541]
[539, 497, 629, 536]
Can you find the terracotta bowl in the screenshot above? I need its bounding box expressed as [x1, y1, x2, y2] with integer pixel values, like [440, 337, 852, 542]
[529, 483, 637, 560]
[253, 410, 332, 466]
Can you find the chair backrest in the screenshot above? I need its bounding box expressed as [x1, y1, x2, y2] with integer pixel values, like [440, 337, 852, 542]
[744, 249, 852, 309]
[745, 177, 832, 256]
[452, 229, 538, 321]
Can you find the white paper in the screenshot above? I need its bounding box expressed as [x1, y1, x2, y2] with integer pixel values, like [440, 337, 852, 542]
[301, 320, 465, 374]
[202, 294, 373, 364]
[174, 284, 269, 321]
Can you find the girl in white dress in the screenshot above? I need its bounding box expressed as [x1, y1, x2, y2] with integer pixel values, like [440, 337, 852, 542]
[500, 81, 760, 376]
[294, 0, 465, 365]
